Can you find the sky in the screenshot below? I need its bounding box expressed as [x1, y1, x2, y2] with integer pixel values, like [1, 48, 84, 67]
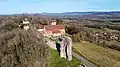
[0, 0, 120, 14]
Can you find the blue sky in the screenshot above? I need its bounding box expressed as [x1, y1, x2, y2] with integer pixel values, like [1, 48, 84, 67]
[0, 0, 120, 14]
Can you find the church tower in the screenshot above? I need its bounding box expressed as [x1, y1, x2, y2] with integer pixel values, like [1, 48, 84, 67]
[22, 18, 30, 30]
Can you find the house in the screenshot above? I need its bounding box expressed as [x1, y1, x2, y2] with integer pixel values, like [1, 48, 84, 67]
[44, 25, 65, 36]
[35, 20, 65, 37]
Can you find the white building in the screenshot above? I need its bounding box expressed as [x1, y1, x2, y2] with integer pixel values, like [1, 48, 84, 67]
[22, 18, 30, 30]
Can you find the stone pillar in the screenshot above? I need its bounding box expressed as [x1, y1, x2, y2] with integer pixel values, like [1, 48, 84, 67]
[67, 40, 72, 61]
[60, 41, 66, 59]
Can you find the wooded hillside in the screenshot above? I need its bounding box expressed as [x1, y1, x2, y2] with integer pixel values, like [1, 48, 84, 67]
[0, 15, 49, 67]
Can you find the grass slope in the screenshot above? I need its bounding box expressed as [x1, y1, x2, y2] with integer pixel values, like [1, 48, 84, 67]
[48, 48, 80, 67]
[73, 41, 120, 67]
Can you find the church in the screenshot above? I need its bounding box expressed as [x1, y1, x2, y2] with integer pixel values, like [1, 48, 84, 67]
[35, 20, 65, 37]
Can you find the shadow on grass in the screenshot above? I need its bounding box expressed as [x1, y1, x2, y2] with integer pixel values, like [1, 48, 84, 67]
[56, 42, 61, 56]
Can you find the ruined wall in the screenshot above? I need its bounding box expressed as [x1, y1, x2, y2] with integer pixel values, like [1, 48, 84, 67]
[60, 36, 72, 61]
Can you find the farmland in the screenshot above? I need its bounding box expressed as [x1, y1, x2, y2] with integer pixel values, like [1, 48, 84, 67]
[73, 41, 120, 67]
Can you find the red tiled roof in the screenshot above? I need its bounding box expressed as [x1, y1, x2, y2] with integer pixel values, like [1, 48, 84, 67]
[52, 30, 60, 33]
[44, 25, 64, 31]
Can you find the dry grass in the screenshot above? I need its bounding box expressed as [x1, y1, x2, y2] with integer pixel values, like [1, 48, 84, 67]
[73, 41, 120, 67]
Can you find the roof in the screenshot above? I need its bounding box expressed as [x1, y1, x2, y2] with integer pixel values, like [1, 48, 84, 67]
[44, 25, 64, 31]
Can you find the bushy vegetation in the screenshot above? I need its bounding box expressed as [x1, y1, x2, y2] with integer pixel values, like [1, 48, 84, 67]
[0, 16, 49, 67]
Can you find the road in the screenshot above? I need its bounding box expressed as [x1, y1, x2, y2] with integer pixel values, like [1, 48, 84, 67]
[46, 39, 97, 67]
[72, 51, 96, 67]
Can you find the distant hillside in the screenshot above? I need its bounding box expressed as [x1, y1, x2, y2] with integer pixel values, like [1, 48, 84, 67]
[41, 11, 120, 19]
[0, 11, 120, 21]
[42, 11, 120, 16]
[42, 12, 95, 16]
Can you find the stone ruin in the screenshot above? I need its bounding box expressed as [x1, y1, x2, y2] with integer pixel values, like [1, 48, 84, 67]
[57, 36, 72, 61]
[46, 36, 72, 61]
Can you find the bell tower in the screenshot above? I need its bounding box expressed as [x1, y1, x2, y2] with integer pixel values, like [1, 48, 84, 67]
[22, 18, 30, 30]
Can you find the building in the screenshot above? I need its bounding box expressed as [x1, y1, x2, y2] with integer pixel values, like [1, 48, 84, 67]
[35, 20, 65, 37]
[44, 25, 65, 36]
[22, 18, 30, 30]
[50, 20, 57, 25]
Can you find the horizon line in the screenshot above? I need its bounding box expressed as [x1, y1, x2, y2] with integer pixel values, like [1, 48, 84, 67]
[1, 11, 120, 15]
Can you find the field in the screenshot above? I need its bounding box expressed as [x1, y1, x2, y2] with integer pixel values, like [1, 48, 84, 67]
[48, 48, 80, 67]
[84, 27, 120, 33]
[73, 41, 120, 67]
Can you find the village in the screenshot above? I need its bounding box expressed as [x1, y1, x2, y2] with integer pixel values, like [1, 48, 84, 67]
[21, 18, 120, 42]
[22, 18, 65, 37]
